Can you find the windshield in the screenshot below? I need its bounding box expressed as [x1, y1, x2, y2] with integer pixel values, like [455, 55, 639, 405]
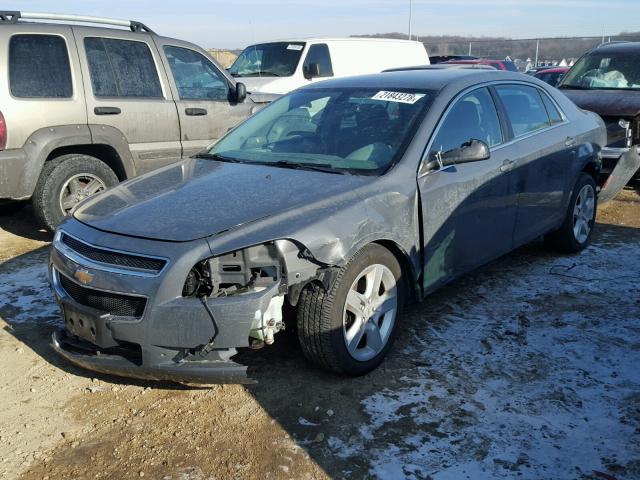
[228, 42, 305, 77]
[207, 87, 433, 174]
[561, 51, 640, 90]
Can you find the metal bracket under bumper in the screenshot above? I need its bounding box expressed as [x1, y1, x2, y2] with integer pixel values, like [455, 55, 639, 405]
[599, 146, 640, 203]
[51, 330, 254, 384]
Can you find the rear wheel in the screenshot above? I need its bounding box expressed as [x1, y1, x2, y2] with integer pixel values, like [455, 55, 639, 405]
[545, 173, 597, 253]
[297, 244, 404, 375]
[32, 154, 118, 231]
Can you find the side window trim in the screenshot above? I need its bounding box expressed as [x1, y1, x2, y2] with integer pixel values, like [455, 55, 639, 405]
[488, 85, 514, 142]
[162, 44, 232, 102]
[8, 33, 74, 99]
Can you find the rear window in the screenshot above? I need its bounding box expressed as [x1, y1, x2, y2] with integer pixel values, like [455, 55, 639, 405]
[9, 34, 73, 98]
[85, 37, 162, 98]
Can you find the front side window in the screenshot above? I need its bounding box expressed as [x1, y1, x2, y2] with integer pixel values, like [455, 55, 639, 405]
[85, 37, 162, 98]
[207, 88, 433, 174]
[429, 87, 502, 158]
[228, 42, 305, 78]
[9, 34, 72, 98]
[561, 51, 640, 90]
[164, 46, 229, 100]
[495, 85, 550, 137]
[303, 44, 333, 78]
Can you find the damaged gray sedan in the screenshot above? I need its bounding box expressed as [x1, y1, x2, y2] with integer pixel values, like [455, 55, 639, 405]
[49, 69, 606, 383]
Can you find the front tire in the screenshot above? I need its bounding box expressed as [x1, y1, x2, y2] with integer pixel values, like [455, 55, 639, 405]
[545, 172, 597, 253]
[297, 244, 404, 375]
[32, 154, 118, 231]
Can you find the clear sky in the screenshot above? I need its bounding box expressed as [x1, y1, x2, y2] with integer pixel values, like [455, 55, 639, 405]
[5, 0, 640, 49]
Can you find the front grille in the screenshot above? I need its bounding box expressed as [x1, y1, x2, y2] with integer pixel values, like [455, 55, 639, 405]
[58, 273, 147, 317]
[61, 233, 166, 273]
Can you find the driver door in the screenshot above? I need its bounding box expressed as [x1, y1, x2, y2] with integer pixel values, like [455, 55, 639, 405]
[417, 87, 517, 293]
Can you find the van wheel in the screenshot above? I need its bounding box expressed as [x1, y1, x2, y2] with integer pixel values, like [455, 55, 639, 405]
[32, 154, 119, 231]
[545, 173, 597, 253]
[297, 244, 404, 375]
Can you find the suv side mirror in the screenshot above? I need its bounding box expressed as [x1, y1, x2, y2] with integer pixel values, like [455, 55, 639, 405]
[235, 82, 247, 103]
[304, 63, 321, 79]
[440, 139, 490, 166]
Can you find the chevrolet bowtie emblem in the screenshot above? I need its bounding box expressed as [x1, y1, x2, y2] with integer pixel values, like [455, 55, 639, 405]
[74, 268, 94, 285]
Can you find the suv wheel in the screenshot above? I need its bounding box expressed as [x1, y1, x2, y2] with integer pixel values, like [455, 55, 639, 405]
[297, 244, 404, 375]
[32, 154, 119, 231]
[545, 172, 597, 253]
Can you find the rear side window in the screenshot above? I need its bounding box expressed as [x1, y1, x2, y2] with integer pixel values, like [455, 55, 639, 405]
[303, 44, 333, 77]
[85, 37, 162, 98]
[495, 85, 550, 137]
[9, 34, 72, 98]
[163, 46, 229, 100]
[539, 90, 563, 124]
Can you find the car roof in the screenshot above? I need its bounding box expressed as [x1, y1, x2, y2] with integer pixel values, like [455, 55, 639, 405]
[301, 69, 530, 92]
[591, 41, 640, 54]
[245, 37, 421, 46]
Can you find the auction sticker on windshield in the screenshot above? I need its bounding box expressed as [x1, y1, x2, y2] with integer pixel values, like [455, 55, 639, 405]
[372, 91, 426, 104]
[287, 44, 304, 51]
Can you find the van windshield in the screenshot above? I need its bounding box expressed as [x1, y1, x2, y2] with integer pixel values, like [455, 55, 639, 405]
[205, 87, 433, 175]
[228, 42, 305, 77]
[561, 51, 640, 90]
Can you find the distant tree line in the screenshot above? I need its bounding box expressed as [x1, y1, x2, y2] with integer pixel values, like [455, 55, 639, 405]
[354, 31, 640, 60]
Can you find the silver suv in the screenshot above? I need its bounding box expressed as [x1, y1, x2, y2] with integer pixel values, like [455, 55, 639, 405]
[0, 11, 258, 230]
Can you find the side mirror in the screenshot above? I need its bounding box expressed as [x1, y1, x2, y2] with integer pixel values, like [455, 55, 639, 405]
[235, 82, 247, 103]
[422, 139, 490, 174]
[304, 63, 321, 79]
[440, 139, 490, 166]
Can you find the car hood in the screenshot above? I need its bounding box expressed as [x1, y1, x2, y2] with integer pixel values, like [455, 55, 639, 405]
[74, 158, 370, 242]
[561, 88, 640, 118]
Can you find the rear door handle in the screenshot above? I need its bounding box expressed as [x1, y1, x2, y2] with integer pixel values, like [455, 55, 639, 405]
[185, 108, 207, 116]
[94, 106, 121, 115]
[565, 136, 577, 147]
[500, 159, 515, 173]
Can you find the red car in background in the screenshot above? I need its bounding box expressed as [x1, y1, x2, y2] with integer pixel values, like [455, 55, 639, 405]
[533, 67, 570, 87]
[443, 59, 518, 71]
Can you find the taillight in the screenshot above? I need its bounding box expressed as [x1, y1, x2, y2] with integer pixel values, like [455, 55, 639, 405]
[0, 111, 6, 150]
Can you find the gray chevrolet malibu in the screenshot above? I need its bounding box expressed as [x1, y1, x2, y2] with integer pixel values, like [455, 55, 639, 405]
[49, 69, 606, 383]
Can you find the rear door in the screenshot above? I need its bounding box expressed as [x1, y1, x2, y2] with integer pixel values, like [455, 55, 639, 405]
[74, 28, 182, 175]
[418, 86, 517, 293]
[493, 84, 572, 245]
[156, 41, 254, 157]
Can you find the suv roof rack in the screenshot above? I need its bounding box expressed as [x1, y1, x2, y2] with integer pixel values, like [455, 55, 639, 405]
[597, 40, 631, 48]
[0, 11, 154, 33]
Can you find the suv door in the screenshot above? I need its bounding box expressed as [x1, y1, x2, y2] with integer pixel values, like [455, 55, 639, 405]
[417, 87, 516, 293]
[158, 42, 254, 157]
[493, 84, 572, 245]
[74, 27, 181, 175]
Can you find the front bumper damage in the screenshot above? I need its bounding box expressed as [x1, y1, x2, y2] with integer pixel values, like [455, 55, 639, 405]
[48, 222, 294, 384]
[599, 146, 640, 203]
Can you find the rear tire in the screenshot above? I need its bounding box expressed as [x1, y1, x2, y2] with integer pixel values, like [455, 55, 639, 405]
[297, 244, 404, 375]
[32, 154, 118, 231]
[545, 172, 597, 253]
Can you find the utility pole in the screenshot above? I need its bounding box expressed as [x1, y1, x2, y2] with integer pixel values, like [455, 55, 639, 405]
[408, 0, 412, 40]
[534, 39, 539, 67]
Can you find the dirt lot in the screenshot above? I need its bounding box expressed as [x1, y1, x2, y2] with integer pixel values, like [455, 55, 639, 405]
[1, 186, 639, 480]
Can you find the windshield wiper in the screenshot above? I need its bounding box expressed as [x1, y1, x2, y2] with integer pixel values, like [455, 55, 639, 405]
[240, 71, 282, 77]
[265, 160, 346, 174]
[558, 84, 589, 90]
[193, 153, 244, 163]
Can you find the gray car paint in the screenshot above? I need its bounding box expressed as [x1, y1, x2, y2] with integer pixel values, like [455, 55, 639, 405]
[49, 70, 606, 382]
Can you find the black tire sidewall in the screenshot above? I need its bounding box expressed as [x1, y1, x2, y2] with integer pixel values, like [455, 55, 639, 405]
[327, 244, 404, 375]
[33, 155, 118, 231]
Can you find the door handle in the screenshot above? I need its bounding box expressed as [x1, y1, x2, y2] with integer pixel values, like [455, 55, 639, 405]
[565, 136, 577, 147]
[185, 108, 208, 116]
[500, 159, 515, 173]
[94, 106, 121, 115]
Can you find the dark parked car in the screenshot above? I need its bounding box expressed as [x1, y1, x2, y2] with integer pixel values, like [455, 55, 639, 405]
[49, 69, 605, 383]
[534, 67, 569, 87]
[559, 41, 640, 200]
[444, 59, 519, 71]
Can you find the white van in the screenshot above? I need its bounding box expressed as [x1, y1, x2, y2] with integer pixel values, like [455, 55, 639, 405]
[227, 38, 429, 94]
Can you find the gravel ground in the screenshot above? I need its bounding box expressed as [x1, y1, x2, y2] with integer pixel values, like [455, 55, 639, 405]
[0, 186, 638, 480]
